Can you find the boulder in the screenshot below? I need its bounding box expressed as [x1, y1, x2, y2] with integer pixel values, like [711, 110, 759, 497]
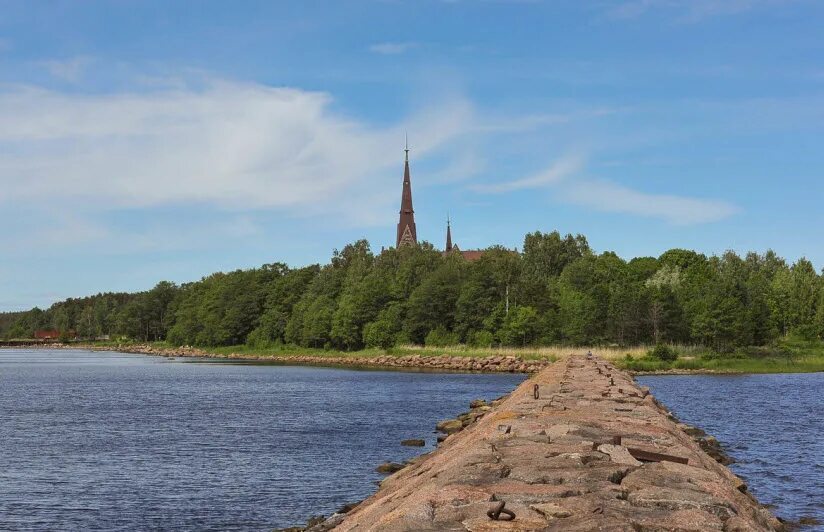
[375, 462, 405, 474]
[597, 443, 642, 466]
[401, 438, 426, 447]
[436, 419, 464, 434]
[306, 515, 326, 527]
[678, 423, 707, 438]
[697, 435, 735, 465]
[337, 502, 360, 514]
[530, 502, 572, 518]
[306, 513, 346, 532]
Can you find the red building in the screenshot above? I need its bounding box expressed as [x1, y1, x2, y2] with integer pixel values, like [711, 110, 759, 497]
[33, 329, 76, 341]
[34, 329, 60, 340]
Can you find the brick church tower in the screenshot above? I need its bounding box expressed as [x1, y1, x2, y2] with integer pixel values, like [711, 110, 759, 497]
[396, 141, 417, 247]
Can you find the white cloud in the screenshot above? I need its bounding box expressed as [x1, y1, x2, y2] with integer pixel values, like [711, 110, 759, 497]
[562, 179, 740, 225]
[470, 154, 584, 193]
[0, 80, 473, 218]
[38, 56, 94, 82]
[470, 153, 738, 225]
[369, 42, 418, 55]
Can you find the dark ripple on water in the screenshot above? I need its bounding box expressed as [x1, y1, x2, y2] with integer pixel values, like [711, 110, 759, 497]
[0, 349, 525, 530]
[638, 372, 824, 528]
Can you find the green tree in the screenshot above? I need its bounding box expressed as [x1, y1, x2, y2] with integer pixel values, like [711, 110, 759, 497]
[247, 265, 319, 347]
[363, 303, 403, 349]
[425, 326, 460, 347]
[404, 256, 464, 343]
[499, 306, 539, 346]
[518, 231, 589, 313]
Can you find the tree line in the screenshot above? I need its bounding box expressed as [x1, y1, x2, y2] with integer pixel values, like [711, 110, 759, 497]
[2, 231, 823, 351]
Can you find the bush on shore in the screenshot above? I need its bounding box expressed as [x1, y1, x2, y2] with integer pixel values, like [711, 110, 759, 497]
[425, 326, 460, 347]
[649, 344, 678, 361]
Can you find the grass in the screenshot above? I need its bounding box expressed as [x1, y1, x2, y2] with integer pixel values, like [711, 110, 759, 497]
[616, 338, 824, 373]
[619, 355, 824, 373]
[209, 344, 387, 359]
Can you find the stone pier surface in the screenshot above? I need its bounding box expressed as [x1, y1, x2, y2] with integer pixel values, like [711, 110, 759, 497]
[334, 356, 781, 531]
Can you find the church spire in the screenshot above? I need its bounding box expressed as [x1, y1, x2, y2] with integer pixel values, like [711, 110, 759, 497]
[445, 215, 453, 252]
[396, 138, 417, 247]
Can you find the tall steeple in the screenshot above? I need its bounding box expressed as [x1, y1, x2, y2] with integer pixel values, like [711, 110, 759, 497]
[445, 215, 453, 252]
[396, 136, 417, 247]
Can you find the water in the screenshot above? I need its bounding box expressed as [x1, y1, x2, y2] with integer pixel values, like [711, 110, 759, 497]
[638, 373, 824, 528]
[0, 349, 525, 531]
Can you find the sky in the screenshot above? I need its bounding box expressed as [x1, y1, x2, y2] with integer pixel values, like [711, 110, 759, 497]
[1, 0, 823, 311]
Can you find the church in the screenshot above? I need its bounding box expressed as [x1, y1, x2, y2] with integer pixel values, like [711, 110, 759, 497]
[395, 145, 484, 261]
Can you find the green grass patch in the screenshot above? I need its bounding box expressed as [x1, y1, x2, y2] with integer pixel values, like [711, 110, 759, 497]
[617, 352, 824, 374]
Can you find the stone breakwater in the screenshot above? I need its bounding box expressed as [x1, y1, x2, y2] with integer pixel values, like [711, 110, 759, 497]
[317, 355, 782, 531]
[61, 343, 551, 373]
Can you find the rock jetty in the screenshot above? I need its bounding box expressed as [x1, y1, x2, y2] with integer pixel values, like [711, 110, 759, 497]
[327, 355, 782, 531]
[82, 344, 551, 373]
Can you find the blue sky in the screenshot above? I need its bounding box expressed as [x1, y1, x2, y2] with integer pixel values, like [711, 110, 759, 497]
[1, 0, 823, 310]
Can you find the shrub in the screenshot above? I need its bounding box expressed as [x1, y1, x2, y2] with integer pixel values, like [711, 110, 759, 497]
[425, 326, 460, 347]
[468, 330, 495, 348]
[497, 306, 539, 346]
[363, 319, 395, 350]
[792, 325, 819, 342]
[648, 344, 677, 361]
[393, 330, 412, 346]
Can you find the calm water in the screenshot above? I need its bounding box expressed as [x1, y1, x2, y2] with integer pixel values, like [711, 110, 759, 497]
[0, 349, 525, 530]
[638, 373, 824, 528]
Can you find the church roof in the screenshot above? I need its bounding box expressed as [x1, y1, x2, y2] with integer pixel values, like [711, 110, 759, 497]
[459, 250, 485, 262]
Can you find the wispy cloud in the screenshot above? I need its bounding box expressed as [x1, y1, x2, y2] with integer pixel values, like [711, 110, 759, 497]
[470, 152, 739, 225]
[0, 79, 475, 254]
[470, 154, 584, 193]
[38, 56, 94, 82]
[369, 42, 418, 55]
[0, 38, 11, 53]
[562, 179, 740, 225]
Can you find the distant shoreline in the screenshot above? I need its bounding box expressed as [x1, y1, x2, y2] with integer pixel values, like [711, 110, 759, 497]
[2, 342, 550, 374]
[4, 342, 823, 375]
